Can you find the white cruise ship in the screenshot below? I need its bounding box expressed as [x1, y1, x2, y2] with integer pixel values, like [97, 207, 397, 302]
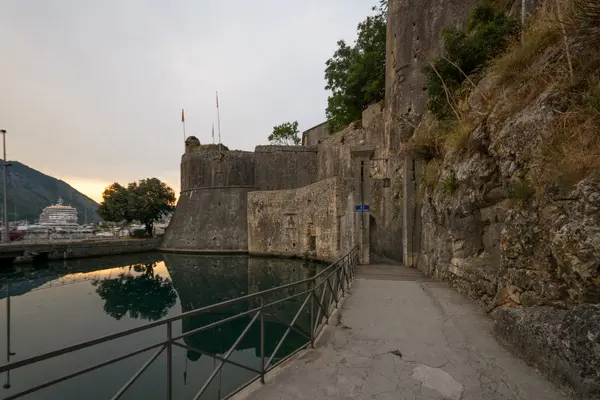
[38, 197, 79, 226]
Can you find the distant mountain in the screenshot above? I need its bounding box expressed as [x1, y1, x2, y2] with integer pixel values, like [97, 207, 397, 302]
[0, 160, 101, 224]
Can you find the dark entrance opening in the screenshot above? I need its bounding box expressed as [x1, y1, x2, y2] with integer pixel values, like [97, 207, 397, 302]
[369, 215, 378, 257]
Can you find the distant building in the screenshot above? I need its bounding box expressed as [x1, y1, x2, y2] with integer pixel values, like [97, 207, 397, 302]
[302, 122, 328, 146]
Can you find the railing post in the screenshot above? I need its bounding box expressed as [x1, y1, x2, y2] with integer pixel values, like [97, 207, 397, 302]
[310, 278, 315, 348]
[334, 270, 340, 308]
[260, 296, 265, 384]
[4, 284, 11, 390]
[341, 258, 348, 293]
[167, 321, 172, 400]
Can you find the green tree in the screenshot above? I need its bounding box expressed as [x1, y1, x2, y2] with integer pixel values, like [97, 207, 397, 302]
[97, 183, 133, 225]
[98, 178, 175, 236]
[129, 178, 176, 236]
[268, 121, 301, 145]
[325, 1, 387, 133]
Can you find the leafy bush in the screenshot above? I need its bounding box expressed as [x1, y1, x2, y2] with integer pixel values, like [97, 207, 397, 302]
[424, 3, 519, 119]
[268, 121, 301, 145]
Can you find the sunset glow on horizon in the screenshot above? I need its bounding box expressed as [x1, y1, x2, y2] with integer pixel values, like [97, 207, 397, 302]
[64, 178, 111, 203]
[64, 177, 179, 204]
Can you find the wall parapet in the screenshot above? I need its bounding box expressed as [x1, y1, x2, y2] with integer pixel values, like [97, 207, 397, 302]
[255, 145, 318, 153]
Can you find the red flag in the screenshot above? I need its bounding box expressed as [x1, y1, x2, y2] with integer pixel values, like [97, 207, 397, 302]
[181, 108, 185, 123]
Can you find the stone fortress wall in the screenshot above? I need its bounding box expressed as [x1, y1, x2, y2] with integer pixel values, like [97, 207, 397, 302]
[162, 104, 401, 263]
[161, 149, 255, 252]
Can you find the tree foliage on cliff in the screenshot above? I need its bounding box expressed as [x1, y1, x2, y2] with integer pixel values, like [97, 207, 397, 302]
[268, 121, 301, 145]
[424, 3, 519, 119]
[324, 0, 387, 133]
[98, 178, 175, 236]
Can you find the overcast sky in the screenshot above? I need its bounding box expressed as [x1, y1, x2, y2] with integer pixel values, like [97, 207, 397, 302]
[0, 0, 376, 202]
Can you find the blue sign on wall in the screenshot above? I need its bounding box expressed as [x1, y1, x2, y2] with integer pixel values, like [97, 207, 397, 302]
[355, 205, 370, 212]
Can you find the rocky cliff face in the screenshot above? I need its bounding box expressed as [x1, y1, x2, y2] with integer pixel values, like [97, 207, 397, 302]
[417, 85, 600, 310]
[406, 1, 600, 394]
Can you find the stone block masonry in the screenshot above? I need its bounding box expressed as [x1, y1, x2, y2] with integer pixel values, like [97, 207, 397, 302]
[302, 122, 328, 146]
[316, 103, 405, 262]
[248, 178, 343, 262]
[162, 149, 255, 253]
[254, 145, 318, 191]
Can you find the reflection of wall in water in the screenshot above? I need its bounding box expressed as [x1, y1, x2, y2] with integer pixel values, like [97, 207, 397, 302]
[247, 257, 320, 333]
[162, 254, 312, 361]
[162, 253, 249, 310]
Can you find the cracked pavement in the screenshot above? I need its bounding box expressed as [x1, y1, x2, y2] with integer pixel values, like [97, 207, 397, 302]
[233, 264, 570, 400]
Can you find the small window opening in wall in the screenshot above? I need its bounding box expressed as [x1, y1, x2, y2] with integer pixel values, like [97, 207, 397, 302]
[383, 178, 391, 188]
[309, 236, 317, 252]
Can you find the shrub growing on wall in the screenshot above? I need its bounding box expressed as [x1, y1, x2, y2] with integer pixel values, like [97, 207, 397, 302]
[268, 121, 301, 145]
[424, 3, 520, 120]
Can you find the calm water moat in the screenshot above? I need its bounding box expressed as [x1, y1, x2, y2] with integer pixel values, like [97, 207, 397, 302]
[0, 252, 325, 399]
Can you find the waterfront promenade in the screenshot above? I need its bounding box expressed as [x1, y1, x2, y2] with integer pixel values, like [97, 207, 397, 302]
[234, 263, 570, 400]
[0, 237, 160, 266]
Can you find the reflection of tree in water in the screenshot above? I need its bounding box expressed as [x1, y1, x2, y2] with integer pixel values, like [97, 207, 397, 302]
[93, 262, 177, 321]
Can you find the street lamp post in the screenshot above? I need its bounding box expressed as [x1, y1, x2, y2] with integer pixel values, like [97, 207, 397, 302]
[1, 130, 9, 243]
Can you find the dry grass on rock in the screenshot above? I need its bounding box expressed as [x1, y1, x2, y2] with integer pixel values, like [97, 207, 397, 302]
[490, 0, 600, 193]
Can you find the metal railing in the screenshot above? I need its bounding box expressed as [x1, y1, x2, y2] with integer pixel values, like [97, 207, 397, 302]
[0, 246, 359, 399]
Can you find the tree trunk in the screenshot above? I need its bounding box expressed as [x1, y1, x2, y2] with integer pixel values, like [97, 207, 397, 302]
[145, 222, 153, 237]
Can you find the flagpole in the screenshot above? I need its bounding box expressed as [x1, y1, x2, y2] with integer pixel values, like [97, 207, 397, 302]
[216, 91, 222, 151]
[212, 123, 215, 145]
[181, 108, 186, 151]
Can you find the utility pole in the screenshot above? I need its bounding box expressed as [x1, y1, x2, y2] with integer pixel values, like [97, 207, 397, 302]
[1, 130, 9, 243]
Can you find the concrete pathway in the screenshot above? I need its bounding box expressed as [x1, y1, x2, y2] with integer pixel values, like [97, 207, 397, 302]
[234, 263, 570, 400]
